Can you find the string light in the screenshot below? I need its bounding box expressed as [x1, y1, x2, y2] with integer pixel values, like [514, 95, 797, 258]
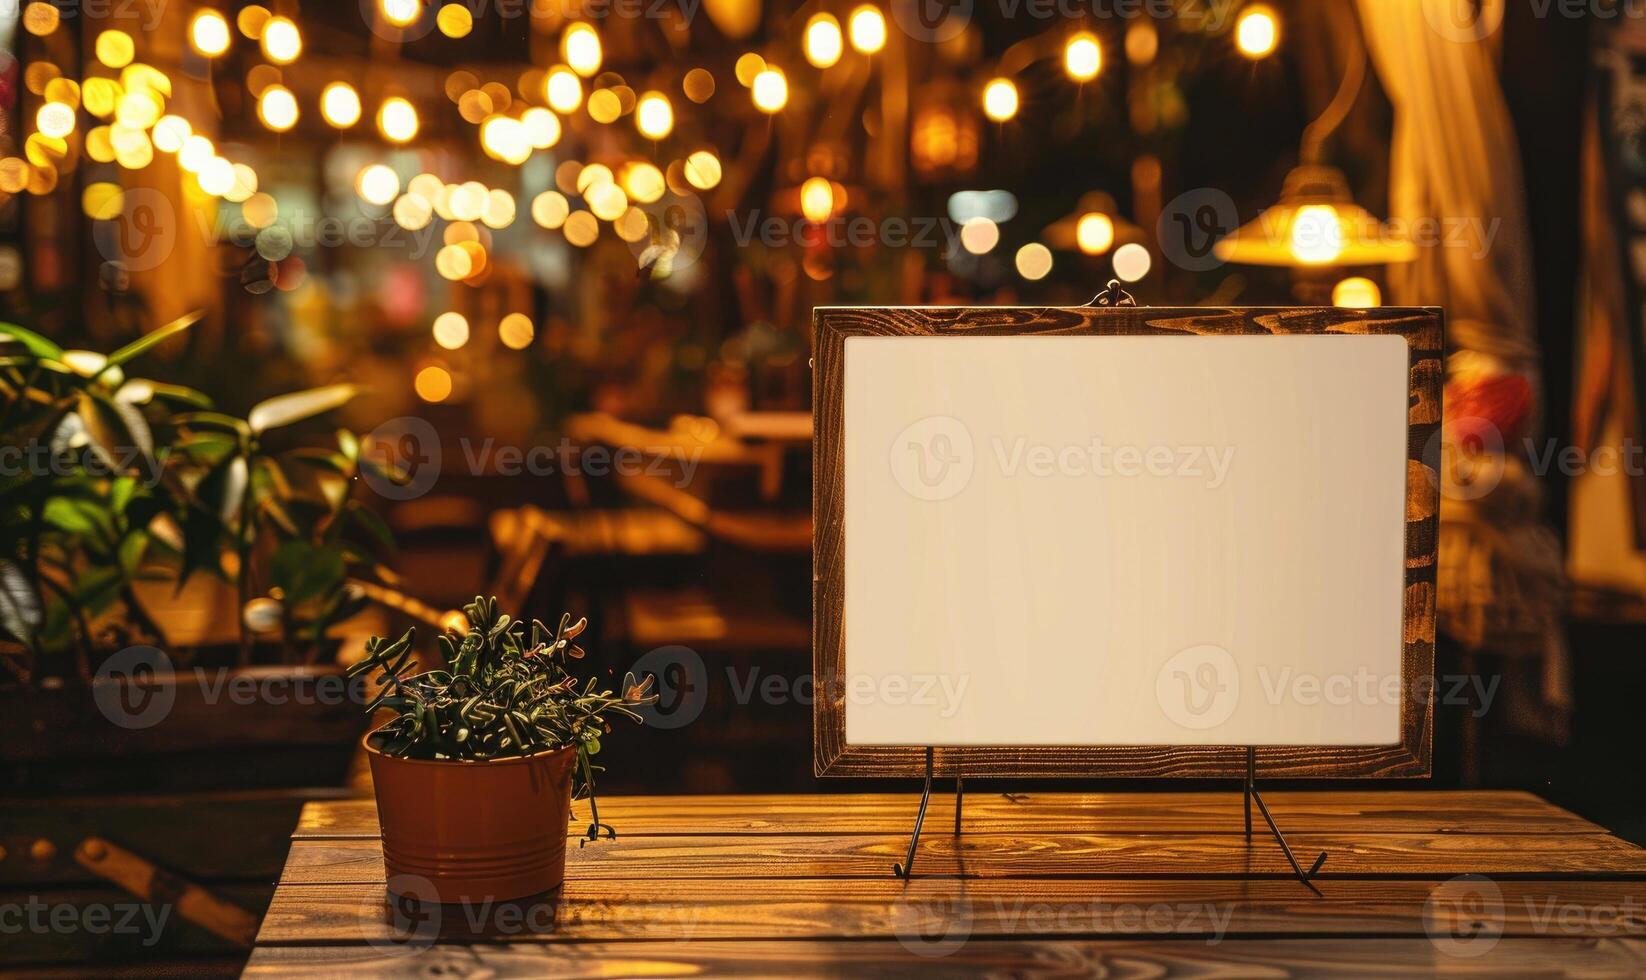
[321, 82, 362, 128]
[752, 68, 788, 113]
[685, 150, 722, 189]
[36, 103, 75, 139]
[1015, 243, 1053, 280]
[636, 91, 674, 139]
[95, 31, 135, 69]
[261, 17, 301, 64]
[563, 23, 602, 77]
[1113, 242, 1151, 281]
[805, 14, 844, 69]
[378, 97, 419, 142]
[982, 78, 1018, 122]
[498, 313, 535, 350]
[1064, 32, 1102, 81]
[1235, 4, 1279, 59]
[432, 312, 469, 350]
[481, 115, 531, 164]
[414, 365, 453, 402]
[357, 164, 400, 205]
[545, 68, 583, 113]
[258, 85, 298, 131]
[190, 10, 231, 57]
[179, 135, 215, 172]
[152, 115, 191, 152]
[381, 0, 418, 27]
[959, 217, 999, 254]
[522, 108, 562, 149]
[848, 5, 886, 55]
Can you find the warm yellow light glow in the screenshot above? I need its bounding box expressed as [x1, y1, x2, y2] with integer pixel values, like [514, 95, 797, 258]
[683, 68, 715, 103]
[116, 91, 162, 129]
[432, 312, 469, 349]
[258, 85, 298, 131]
[1332, 276, 1381, 308]
[685, 150, 722, 190]
[190, 10, 232, 56]
[242, 192, 278, 228]
[848, 5, 886, 54]
[751, 68, 787, 112]
[378, 97, 419, 142]
[532, 191, 570, 229]
[393, 193, 432, 230]
[199, 156, 235, 196]
[261, 17, 301, 64]
[321, 82, 361, 127]
[227, 163, 258, 202]
[624, 163, 666, 203]
[22, 2, 59, 36]
[153, 115, 191, 152]
[1015, 242, 1053, 280]
[435, 244, 474, 280]
[636, 91, 673, 139]
[576, 164, 614, 194]
[522, 107, 562, 149]
[481, 115, 531, 164]
[437, 4, 472, 38]
[734, 52, 766, 87]
[800, 177, 834, 222]
[36, 103, 76, 139]
[1125, 20, 1158, 65]
[960, 217, 999, 254]
[238, 5, 271, 39]
[1113, 242, 1151, 281]
[96, 31, 135, 69]
[113, 133, 153, 171]
[498, 313, 535, 350]
[587, 181, 629, 221]
[1235, 4, 1279, 59]
[1289, 204, 1342, 264]
[563, 23, 602, 77]
[381, 0, 418, 27]
[179, 134, 215, 172]
[357, 164, 400, 205]
[83, 182, 124, 220]
[805, 14, 844, 68]
[563, 210, 599, 246]
[545, 68, 583, 113]
[587, 89, 621, 124]
[1076, 212, 1115, 254]
[482, 188, 516, 228]
[982, 78, 1018, 122]
[414, 365, 452, 402]
[1064, 32, 1101, 81]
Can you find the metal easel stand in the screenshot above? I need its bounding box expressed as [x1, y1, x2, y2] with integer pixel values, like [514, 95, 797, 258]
[1244, 746, 1327, 893]
[892, 747, 964, 879]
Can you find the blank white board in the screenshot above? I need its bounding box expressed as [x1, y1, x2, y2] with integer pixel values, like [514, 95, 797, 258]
[842, 334, 1410, 747]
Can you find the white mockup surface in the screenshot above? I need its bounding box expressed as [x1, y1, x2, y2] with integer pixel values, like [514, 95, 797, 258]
[842, 334, 1410, 747]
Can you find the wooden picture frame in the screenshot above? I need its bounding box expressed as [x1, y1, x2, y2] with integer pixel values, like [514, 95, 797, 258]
[812, 305, 1443, 779]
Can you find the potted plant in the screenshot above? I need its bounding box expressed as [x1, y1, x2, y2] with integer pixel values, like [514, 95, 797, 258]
[351, 595, 656, 903]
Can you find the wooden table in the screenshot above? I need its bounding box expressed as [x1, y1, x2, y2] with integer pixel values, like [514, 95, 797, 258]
[248, 791, 1646, 976]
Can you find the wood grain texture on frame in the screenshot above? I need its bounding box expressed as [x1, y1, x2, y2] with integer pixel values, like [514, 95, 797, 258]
[812, 306, 1443, 779]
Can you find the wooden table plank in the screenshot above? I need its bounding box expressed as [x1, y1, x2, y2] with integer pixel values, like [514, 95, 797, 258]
[246, 937, 1646, 978]
[292, 791, 1604, 839]
[277, 832, 1646, 886]
[254, 878, 1646, 945]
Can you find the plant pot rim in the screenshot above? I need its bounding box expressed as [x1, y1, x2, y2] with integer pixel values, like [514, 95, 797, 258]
[362, 727, 579, 768]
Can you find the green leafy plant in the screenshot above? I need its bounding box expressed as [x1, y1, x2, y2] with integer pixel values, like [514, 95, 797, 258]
[351, 596, 656, 793]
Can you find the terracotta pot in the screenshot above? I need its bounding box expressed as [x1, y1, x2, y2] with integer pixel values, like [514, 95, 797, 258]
[364, 733, 577, 904]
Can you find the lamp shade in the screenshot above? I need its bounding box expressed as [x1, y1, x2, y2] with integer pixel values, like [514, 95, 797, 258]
[1213, 165, 1417, 267]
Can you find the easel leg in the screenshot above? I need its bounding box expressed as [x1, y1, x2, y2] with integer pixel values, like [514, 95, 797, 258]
[1244, 747, 1327, 893]
[893, 747, 935, 879]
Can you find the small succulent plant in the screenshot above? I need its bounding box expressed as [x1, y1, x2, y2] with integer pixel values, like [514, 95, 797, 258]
[352, 596, 655, 783]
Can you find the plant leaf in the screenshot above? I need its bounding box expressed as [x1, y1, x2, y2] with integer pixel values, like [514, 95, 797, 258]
[0, 322, 64, 360]
[0, 560, 43, 645]
[103, 310, 203, 369]
[247, 384, 361, 435]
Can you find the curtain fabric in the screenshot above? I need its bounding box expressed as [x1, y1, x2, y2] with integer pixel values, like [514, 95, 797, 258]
[1355, 0, 1571, 738]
